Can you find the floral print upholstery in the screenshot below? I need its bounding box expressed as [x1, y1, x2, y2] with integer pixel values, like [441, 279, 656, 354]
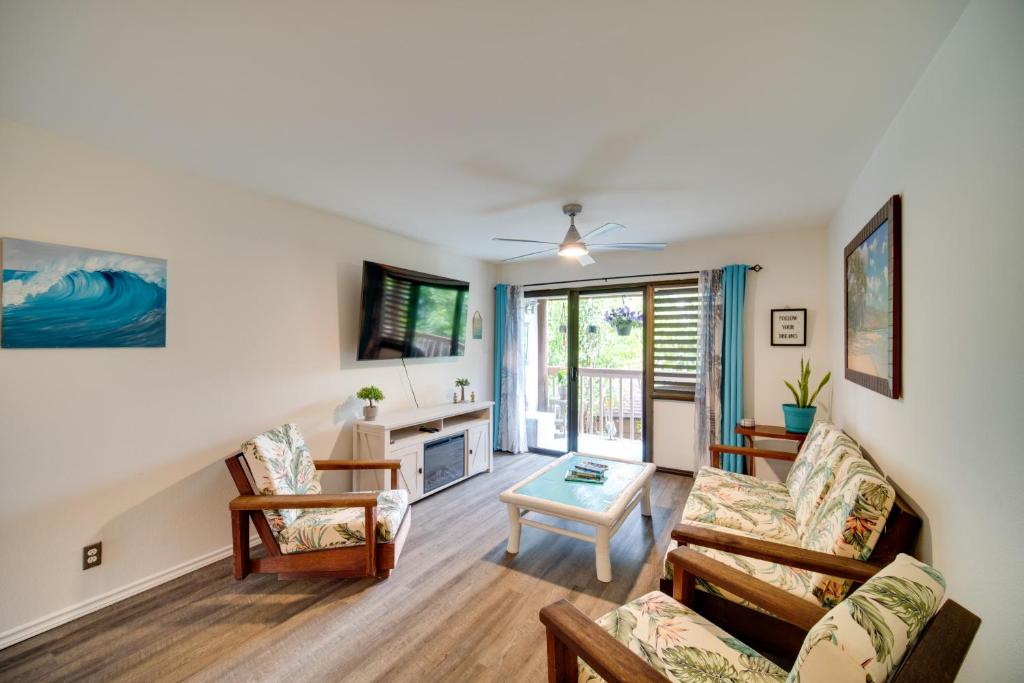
[277, 490, 409, 554]
[241, 423, 322, 532]
[789, 554, 945, 683]
[684, 467, 799, 544]
[801, 456, 895, 605]
[785, 420, 855, 501]
[792, 440, 859, 536]
[579, 591, 787, 683]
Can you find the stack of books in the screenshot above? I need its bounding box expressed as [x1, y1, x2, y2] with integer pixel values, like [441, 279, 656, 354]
[565, 460, 609, 484]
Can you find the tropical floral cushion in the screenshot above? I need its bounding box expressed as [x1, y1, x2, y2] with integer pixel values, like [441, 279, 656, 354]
[792, 440, 860, 536]
[801, 456, 895, 606]
[692, 466, 792, 504]
[789, 554, 945, 683]
[785, 421, 859, 500]
[240, 423, 322, 532]
[277, 489, 409, 554]
[579, 591, 787, 683]
[684, 467, 799, 544]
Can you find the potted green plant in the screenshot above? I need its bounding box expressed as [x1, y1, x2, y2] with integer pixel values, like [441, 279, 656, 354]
[356, 385, 384, 421]
[604, 306, 643, 336]
[455, 377, 470, 403]
[555, 370, 567, 399]
[782, 358, 830, 433]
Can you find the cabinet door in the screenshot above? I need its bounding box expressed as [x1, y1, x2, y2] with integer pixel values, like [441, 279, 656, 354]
[392, 445, 423, 501]
[467, 424, 491, 476]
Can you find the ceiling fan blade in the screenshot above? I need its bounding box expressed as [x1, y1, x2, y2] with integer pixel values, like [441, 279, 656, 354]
[588, 242, 666, 251]
[582, 222, 625, 240]
[501, 247, 558, 262]
[577, 253, 596, 267]
[492, 238, 560, 245]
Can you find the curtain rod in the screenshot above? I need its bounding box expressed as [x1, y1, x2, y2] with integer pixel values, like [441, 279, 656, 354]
[502, 264, 762, 289]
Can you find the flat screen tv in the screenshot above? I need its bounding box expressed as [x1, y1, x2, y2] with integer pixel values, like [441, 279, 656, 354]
[357, 261, 469, 360]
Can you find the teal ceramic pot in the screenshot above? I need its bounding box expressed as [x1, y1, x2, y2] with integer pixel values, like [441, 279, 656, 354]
[782, 404, 816, 433]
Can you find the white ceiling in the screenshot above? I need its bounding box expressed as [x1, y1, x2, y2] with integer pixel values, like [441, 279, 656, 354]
[0, 1, 967, 262]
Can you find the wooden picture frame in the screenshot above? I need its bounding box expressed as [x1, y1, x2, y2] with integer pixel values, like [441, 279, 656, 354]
[844, 195, 901, 398]
[770, 308, 806, 346]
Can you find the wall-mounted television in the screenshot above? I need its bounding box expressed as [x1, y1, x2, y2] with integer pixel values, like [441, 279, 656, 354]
[357, 261, 469, 360]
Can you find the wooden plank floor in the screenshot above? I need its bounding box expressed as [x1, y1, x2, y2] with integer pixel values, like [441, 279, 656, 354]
[0, 453, 692, 682]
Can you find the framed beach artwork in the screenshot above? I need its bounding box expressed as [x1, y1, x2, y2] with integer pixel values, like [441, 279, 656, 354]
[844, 195, 901, 398]
[1, 238, 167, 348]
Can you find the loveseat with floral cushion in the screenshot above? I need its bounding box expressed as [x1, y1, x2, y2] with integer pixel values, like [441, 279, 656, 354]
[660, 420, 921, 644]
[541, 549, 979, 683]
[225, 423, 411, 580]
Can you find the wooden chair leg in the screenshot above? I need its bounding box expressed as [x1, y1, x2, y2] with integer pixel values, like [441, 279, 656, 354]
[231, 510, 250, 580]
[546, 628, 577, 683]
[365, 507, 377, 577]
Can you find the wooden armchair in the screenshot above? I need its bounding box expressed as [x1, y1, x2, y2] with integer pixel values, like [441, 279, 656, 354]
[225, 454, 410, 580]
[542, 547, 980, 683]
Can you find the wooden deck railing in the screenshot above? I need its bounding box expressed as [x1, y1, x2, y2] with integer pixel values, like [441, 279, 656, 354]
[543, 366, 643, 441]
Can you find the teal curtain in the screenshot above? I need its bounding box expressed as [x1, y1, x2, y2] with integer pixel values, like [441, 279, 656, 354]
[720, 265, 748, 473]
[493, 285, 508, 450]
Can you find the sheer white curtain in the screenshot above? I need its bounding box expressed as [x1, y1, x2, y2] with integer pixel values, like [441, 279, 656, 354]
[693, 269, 723, 470]
[497, 285, 528, 453]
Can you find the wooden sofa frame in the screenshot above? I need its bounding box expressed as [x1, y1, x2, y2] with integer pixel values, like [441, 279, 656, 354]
[541, 547, 980, 683]
[658, 442, 923, 657]
[225, 454, 410, 580]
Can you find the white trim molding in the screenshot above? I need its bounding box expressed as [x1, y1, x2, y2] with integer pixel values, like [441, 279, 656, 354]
[0, 535, 260, 651]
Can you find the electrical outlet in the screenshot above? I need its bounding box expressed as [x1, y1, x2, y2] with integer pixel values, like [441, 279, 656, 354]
[83, 542, 102, 570]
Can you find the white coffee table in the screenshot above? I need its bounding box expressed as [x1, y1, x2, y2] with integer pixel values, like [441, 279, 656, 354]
[498, 452, 655, 582]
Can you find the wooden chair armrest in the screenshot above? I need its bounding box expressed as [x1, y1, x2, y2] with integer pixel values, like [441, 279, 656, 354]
[313, 460, 401, 488]
[668, 546, 827, 630]
[539, 600, 666, 683]
[313, 459, 400, 470]
[710, 444, 797, 468]
[672, 523, 882, 582]
[229, 493, 379, 511]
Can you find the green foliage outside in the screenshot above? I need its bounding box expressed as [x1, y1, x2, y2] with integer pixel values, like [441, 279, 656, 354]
[542, 295, 644, 371]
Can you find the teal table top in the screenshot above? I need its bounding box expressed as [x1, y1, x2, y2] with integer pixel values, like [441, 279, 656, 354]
[512, 455, 647, 512]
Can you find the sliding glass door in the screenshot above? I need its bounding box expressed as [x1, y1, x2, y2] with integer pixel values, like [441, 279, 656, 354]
[524, 287, 647, 461]
[575, 289, 645, 460]
[523, 293, 570, 454]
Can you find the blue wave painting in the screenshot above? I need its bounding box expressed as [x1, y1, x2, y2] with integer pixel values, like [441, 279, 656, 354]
[2, 239, 166, 348]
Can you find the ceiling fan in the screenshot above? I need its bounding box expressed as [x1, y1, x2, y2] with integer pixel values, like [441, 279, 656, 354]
[493, 203, 666, 266]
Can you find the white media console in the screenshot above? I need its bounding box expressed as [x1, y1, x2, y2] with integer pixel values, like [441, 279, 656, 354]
[353, 401, 494, 502]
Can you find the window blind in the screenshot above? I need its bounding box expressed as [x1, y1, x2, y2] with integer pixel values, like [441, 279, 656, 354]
[651, 283, 699, 398]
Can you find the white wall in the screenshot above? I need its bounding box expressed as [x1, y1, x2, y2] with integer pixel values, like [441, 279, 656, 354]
[498, 226, 832, 477]
[0, 120, 496, 644]
[824, 0, 1023, 678]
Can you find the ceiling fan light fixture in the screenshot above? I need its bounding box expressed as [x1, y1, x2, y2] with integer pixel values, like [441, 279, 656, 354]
[558, 243, 588, 258]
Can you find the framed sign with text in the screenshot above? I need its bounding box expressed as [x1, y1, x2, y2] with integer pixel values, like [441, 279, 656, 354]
[771, 308, 807, 346]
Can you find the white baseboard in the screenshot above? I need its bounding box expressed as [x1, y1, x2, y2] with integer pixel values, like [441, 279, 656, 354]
[0, 535, 261, 651]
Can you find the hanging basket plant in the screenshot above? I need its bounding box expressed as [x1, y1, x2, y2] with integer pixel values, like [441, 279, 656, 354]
[605, 306, 643, 336]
